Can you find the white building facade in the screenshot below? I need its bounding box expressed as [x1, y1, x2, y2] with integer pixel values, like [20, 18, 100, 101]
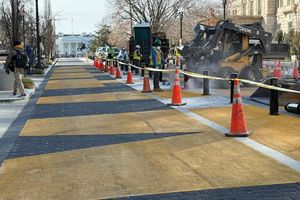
[55, 33, 94, 57]
[228, 0, 300, 33]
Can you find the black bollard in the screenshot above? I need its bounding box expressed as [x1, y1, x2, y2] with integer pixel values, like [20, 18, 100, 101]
[180, 59, 183, 70]
[270, 77, 279, 115]
[203, 71, 210, 95]
[230, 73, 238, 103]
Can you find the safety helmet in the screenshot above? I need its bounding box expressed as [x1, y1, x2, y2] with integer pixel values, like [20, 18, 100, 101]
[154, 39, 162, 46]
[135, 45, 140, 49]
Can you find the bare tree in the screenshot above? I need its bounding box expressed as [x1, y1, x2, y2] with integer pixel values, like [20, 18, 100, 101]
[0, 0, 33, 48]
[166, 0, 221, 45]
[41, 0, 55, 59]
[113, 0, 194, 33]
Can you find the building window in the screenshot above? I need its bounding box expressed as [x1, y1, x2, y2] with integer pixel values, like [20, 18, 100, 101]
[279, 0, 283, 7]
[242, 2, 246, 15]
[250, 1, 254, 15]
[258, 0, 262, 15]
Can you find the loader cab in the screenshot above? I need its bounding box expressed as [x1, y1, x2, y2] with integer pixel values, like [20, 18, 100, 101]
[223, 31, 243, 58]
[190, 23, 216, 47]
[217, 30, 250, 71]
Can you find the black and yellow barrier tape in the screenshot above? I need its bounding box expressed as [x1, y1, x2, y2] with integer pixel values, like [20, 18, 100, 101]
[97, 57, 300, 94]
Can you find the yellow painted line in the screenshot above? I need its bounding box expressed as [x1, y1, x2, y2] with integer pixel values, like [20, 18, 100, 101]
[37, 91, 150, 104]
[50, 73, 94, 79]
[211, 88, 257, 97]
[54, 67, 83, 70]
[45, 79, 104, 90]
[53, 68, 88, 73]
[154, 90, 203, 99]
[1, 130, 300, 199]
[20, 110, 208, 136]
[190, 105, 300, 161]
[97, 80, 119, 84]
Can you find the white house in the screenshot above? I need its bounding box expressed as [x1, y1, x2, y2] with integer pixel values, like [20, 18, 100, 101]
[55, 33, 94, 57]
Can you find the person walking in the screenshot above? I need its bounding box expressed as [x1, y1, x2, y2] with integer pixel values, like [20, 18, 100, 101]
[5, 41, 28, 97]
[133, 45, 142, 75]
[107, 46, 115, 68]
[118, 48, 128, 71]
[150, 39, 163, 92]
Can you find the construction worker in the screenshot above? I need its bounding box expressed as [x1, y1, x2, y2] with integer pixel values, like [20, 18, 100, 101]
[133, 45, 142, 75]
[118, 48, 128, 71]
[107, 46, 115, 68]
[175, 46, 181, 66]
[150, 39, 163, 92]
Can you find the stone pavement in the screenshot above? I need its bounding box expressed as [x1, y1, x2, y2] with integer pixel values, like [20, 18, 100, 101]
[0, 58, 300, 200]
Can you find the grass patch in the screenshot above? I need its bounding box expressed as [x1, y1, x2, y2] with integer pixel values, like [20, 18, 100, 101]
[32, 68, 44, 74]
[22, 78, 35, 89]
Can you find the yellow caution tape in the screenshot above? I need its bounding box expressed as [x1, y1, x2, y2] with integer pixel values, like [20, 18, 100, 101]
[98, 58, 300, 94]
[180, 70, 231, 81]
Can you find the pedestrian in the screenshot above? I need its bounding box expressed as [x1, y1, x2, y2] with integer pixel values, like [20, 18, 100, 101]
[5, 41, 28, 97]
[133, 45, 142, 75]
[150, 39, 163, 92]
[118, 48, 128, 71]
[107, 46, 115, 68]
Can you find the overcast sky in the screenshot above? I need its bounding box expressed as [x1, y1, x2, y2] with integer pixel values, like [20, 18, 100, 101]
[40, 0, 111, 34]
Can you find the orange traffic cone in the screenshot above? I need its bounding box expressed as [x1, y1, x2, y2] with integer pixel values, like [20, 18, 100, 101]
[169, 69, 186, 106]
[115, 62, 122, 79]
[225, 79, 250, 137]
[293, 61, 299, 80]
[142, 69, 152, 93]
[126, 65, 134, 84]
[109, 64, 115, 75]
[273, 61, 282, 79]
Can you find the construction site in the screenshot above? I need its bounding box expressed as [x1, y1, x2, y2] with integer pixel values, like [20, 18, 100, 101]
[1, 2, 300, 199]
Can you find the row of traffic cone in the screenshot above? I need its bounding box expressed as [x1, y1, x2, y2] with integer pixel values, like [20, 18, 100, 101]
[93, 58, 251, 137]
[273, 60, 299, 80]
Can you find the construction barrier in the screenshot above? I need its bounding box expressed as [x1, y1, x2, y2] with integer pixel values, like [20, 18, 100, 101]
[99, 57, 300, 95]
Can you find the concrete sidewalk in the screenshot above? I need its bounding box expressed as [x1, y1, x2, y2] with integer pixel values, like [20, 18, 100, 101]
[0, 62, 56, 161]
[0, 58, 300, 200]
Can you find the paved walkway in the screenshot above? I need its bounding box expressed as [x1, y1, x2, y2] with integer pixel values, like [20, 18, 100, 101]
[0, 58, 300, 200]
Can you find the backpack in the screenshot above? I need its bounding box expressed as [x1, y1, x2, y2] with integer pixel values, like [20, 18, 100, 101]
[13, 50, 27, 68]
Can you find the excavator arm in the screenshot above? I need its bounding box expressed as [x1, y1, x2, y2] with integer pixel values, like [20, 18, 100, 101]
[210, 21, 272, 54]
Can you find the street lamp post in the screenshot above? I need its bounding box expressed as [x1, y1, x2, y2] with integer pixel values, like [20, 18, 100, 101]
[21, 5, 25, 47]
[179, 11, 183, 47]
[35, 0, 41, 67]
[223, 0, 227, 20]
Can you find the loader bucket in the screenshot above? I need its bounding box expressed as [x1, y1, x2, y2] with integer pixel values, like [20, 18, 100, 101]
[250, 78, 300, 106]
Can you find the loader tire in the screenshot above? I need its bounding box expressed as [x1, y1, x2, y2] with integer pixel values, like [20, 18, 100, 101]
[217, 67, 235, 89]
[240, 66, 262, 87]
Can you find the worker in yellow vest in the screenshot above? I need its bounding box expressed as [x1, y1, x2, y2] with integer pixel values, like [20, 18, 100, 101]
[175, 47, 181, 66]
[133, 45, 142, 75]
[150, 39, 163, 91]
